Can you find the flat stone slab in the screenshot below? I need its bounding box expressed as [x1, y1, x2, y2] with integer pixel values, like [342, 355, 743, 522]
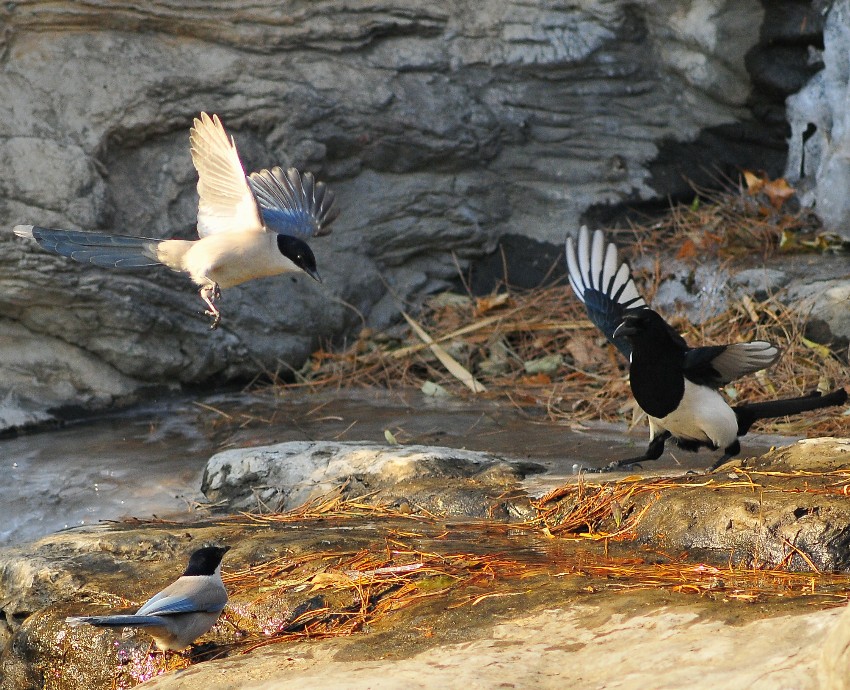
[201, 440, 545, 516]
[141, 605, 847, 690]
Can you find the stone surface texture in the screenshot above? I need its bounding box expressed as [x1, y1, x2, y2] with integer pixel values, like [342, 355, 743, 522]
[0, 0, 816, 428]
[1, 437, 850, 688]
[201, 440, 540, 515]
[786, 0, 850, 239]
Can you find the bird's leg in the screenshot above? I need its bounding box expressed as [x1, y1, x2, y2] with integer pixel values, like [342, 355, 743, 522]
[199, 283, 222, 330]
[706, 440, 741, 473]
[596, 431, 671, 472]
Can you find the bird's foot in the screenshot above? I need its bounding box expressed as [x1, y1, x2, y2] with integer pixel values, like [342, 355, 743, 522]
[586, 459, 644, 474]
[205, 310, 222, 330]
[200, 284, 222, 330]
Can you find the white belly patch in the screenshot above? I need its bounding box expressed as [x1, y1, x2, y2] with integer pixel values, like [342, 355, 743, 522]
[649, 380, 738, 449]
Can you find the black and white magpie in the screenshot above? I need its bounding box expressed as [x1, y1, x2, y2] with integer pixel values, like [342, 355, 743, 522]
[565, 226, 848, 471]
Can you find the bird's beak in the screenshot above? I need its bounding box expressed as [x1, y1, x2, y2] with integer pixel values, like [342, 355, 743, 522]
[613, 320, 636, 339]
[308, 268, 322, 283]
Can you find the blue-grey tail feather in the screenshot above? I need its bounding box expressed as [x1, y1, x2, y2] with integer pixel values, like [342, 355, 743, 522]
[29, 226, 161, 268]
[68, 615, 165, 628]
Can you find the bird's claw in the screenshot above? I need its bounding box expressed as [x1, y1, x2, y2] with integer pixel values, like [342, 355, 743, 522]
[205, 310, 222, 330]
[583, 460, 643, 474]
[200, 284, 222, 330]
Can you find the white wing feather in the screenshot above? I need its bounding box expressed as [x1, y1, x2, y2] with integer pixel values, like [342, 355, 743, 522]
[189, 113, 263, 237]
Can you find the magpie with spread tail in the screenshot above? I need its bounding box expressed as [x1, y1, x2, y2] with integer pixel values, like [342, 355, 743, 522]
[66, 545, 229, 651]
[13, 112, 339, 329]
[565, 226, 848, 471]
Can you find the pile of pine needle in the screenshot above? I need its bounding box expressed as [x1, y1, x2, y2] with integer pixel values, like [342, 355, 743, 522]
[273, 174, 848, 438]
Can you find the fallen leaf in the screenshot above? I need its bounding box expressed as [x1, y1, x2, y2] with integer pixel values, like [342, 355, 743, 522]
[523, 354, 563, 375]
[402, 311, 486, 393]
[801, 337, 832, 360]
[521, 373, 551, 385]
[475, 292, 511, 314]
[743, 169, 764, 193]
[763, 177, 795, 208]
[676, 238, 698, 260]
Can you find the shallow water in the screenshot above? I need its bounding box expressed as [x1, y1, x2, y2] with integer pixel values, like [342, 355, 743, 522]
[0, 388, 784, 547]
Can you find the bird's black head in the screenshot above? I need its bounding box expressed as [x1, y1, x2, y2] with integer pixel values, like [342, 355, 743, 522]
[276, 234, 321, 282]
[183, 545, 230, 577]
[613, 308, 689, 352]
[613, 308, 654, 339]
[613, 308, 674, 339]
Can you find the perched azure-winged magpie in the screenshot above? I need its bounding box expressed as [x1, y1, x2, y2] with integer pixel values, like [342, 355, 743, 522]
[565, 226, 848, 472]
[13, 112, 339, 329]
[66, 545, 229, 651]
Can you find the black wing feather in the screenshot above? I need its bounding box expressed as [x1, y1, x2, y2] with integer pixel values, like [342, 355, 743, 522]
[565, 226, 648, 359]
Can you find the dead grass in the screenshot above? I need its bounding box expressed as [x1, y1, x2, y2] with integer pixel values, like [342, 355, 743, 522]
[270, 179, 848, 438]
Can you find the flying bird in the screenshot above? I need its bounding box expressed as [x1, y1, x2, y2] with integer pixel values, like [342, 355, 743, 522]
[66, 545, 229, 651]
[13, 112, 339, 329]
[565, 226, 847, 471]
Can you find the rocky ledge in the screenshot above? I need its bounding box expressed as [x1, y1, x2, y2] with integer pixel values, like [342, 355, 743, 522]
[1, 437, 850, 689]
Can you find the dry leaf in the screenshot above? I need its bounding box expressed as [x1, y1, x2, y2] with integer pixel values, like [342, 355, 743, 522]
[475, 292, 511, 314]
[763, 177, 795, 208]
[565, 334, 596, 369]
[402, 311, 486, 393]
[801, 337, 832, 360]
[743, 169, 764, 193]
[521, 373, 552, 386]
[676, 238, 698, 260]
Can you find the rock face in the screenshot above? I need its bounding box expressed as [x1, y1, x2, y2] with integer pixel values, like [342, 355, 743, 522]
[786, 0, 850, 239]
[0, 0, 818, 426]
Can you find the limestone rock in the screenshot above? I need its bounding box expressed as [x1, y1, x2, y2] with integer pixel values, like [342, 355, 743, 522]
[785, 278, 850, 342]
[786, 0, 850, 239]
[201, 440, 542, 517]
[736, 437, 850, 473]
[821, 602, 850, 690]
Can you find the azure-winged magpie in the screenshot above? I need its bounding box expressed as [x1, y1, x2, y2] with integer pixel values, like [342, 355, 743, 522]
[565, 226, 848, 471]
[66, 545, 229, 650]
[13, 113, 339, 329]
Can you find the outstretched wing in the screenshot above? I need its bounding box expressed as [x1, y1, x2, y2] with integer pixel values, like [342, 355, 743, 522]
[683, 341, 780, 387]
[248, 166, 339, 238]
[189, 112, 264, 237]
[565, 226, 647, 359]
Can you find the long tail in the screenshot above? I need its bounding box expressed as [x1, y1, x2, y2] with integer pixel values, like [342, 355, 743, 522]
[14, 225, 162, 268]
[734, 388, 848, 435]
[66, 614, 165, 628]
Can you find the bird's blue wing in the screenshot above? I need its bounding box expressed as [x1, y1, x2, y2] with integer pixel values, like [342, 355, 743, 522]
[136, 593, 203, 616]
[565, 226, 648, 359]
[248, 166, 339, 239]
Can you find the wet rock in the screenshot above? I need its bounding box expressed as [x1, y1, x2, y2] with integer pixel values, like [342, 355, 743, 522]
[1, 0, 789, 429]
[201, 440, 544, 518]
